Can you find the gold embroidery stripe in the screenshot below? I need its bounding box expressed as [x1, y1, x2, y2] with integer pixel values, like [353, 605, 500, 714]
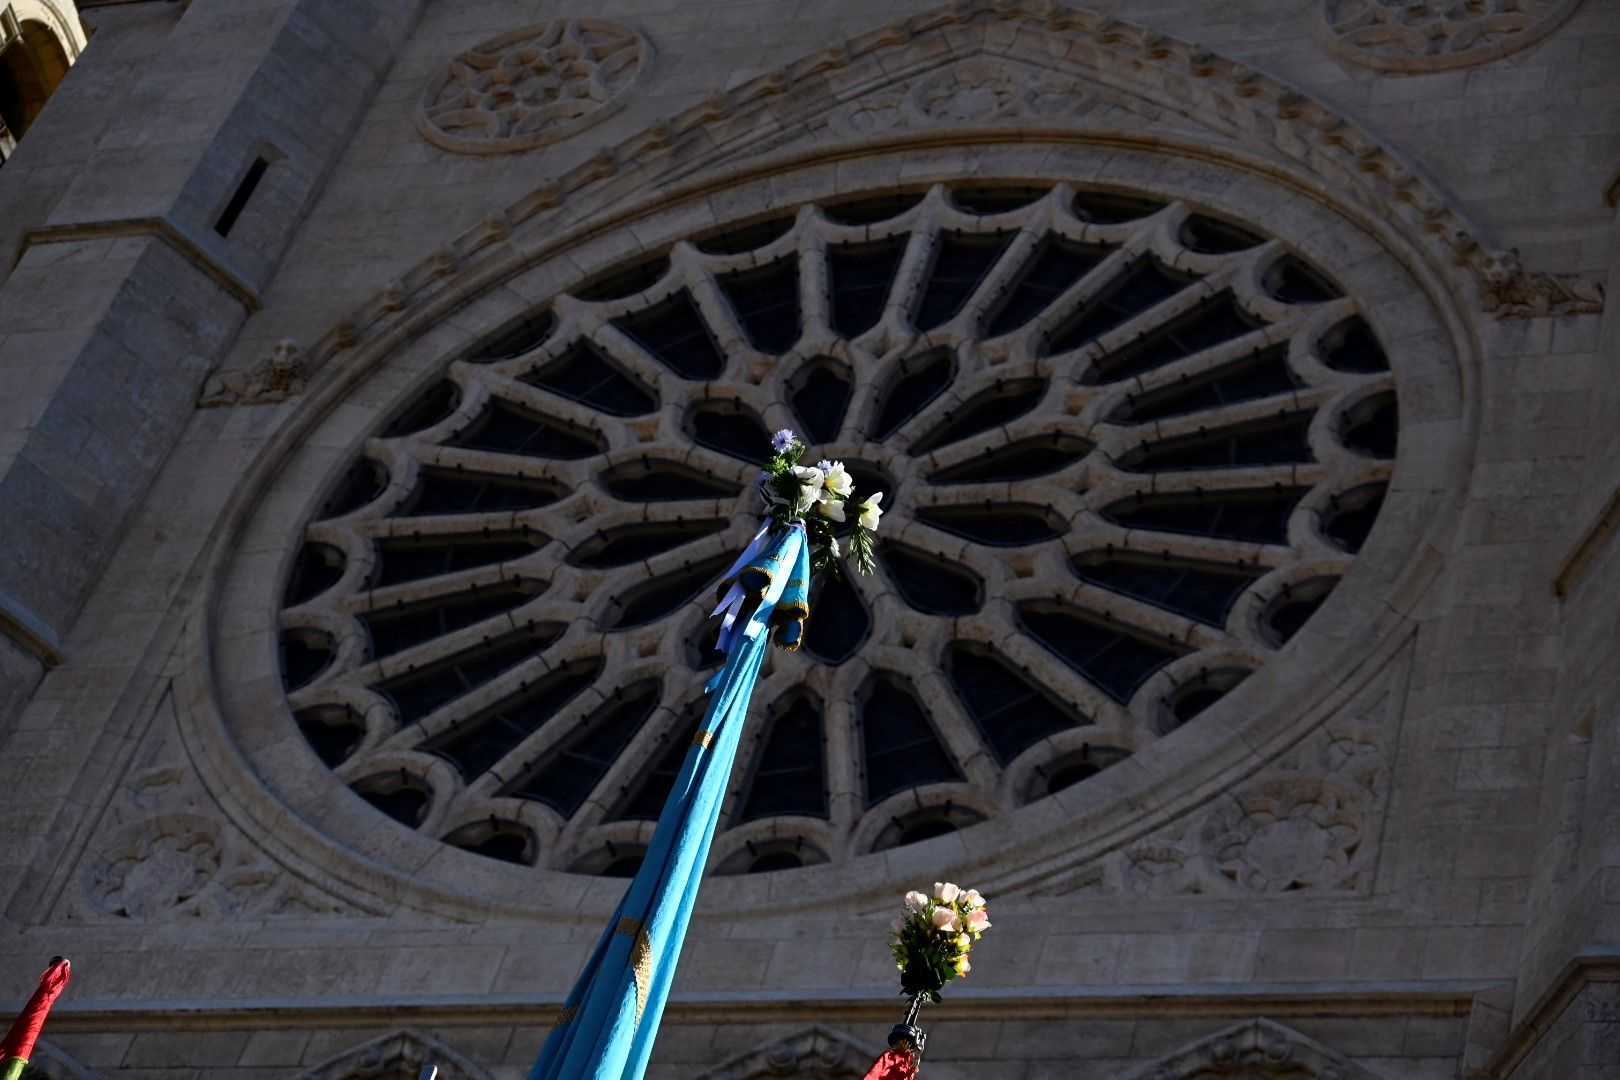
[553, 1004, 578, 1028]
[692, 730, 715, 750]
[615, 916, 653, 1022]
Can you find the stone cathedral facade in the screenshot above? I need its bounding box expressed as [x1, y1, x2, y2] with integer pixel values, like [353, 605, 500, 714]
[0, 0, 1617, 1075]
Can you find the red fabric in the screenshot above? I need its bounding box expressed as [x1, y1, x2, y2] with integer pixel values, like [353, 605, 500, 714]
[0, 959, 70, 1062]
[862, 1048, 919, 1080]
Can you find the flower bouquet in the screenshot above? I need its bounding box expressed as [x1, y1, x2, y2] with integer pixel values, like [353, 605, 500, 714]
[888, 882, 991, 1004]
[759, 429, 883, 578]
[862, 883, 992, 1077]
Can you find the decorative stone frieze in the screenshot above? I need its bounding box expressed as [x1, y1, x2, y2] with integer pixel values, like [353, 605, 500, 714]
[72, 688, 367, 921]
[415, 20, 650, 154]
[830, 57, 1103, 135]
[1027, 643, 1403, 897]
[1321, 0, 1582, 73]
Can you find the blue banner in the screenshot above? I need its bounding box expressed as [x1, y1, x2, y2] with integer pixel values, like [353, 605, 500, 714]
[530, 525, 810, 1080]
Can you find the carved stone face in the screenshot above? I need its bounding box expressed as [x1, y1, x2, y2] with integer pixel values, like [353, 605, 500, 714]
[1479, 249, 1523, 285]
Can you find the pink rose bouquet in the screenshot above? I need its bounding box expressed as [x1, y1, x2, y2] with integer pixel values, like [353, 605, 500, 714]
[887, 881, 992, 1003]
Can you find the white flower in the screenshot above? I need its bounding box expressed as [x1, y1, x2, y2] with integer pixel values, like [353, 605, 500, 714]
[818, 496, 846, 523]
[789, 465, 824, 514]
[903, 890, 929, 913]
[827, 536, 840, 557]
[960, 888, 985, 910]
[771, 428, 797, 453]
[931, 906, 960, 932]
[933, 881, 959, 903]
[791, 464, 825, 488]
[819, 460, 853, 498]
[857, 491, 885, 530]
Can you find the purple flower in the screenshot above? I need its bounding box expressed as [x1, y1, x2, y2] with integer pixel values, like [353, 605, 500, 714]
[771, 428, 796, 453]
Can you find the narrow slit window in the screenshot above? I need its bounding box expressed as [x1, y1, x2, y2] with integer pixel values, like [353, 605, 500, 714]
[215, 156, 269, 237]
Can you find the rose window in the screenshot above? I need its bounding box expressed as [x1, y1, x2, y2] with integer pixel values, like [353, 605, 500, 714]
[278, 183, 1397, 877]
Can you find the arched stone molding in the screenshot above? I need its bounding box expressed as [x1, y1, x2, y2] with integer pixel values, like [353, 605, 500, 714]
[182, 1, 1478, 920]
[691, 1025, 880, 1080]
[61, 683, 375, 924]
[1124, 1017, 1382, 1079]
[252, 0, 1597, 404]
[290, 1029, 491, 1080]
[1319, 0, 1582, 74]
[2, 1, 86, 60]
[0, 0, 83, 152]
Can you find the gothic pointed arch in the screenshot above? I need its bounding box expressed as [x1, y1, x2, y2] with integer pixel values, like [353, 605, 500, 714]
[692, 1025, 881, 1080]
[291, 1030, 491, 1080]
[1125, 1017, 1381, 1079]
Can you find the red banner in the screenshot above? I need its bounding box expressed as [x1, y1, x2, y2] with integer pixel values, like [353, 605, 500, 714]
[0, 958, 71, 1064]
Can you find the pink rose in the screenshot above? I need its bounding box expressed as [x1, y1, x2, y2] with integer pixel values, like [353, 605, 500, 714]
[966, 908, 990, 931]
[931, 907, 960, 933]
[904, 890, 929, 913]
[933, 881, 959, 903]
[960, 888, 985, 910]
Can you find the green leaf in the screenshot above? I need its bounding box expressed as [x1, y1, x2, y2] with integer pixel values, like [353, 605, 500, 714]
[848, 524, 877, 575]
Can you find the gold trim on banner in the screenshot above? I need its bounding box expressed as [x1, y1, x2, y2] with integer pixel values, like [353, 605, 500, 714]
[615, 916, 653, 1022]
[552, 1004, 578, 1028]
[692, 730, 715, 750]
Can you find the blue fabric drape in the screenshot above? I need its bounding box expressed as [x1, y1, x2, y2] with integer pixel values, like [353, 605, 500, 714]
[530, 525, 808, 1080]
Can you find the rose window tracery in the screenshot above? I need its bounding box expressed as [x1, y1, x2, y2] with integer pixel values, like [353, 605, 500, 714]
[278, 183, 1397, 877]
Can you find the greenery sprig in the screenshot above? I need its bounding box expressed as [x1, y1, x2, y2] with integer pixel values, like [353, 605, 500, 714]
[760, 429, 883, 578]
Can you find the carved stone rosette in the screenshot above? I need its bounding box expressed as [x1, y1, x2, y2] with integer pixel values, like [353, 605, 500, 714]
[415, 20, 650, 154]
[1321, 0, 1582, 72]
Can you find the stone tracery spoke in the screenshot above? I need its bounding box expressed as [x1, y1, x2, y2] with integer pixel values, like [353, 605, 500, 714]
[277, 180, 1399, 876]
